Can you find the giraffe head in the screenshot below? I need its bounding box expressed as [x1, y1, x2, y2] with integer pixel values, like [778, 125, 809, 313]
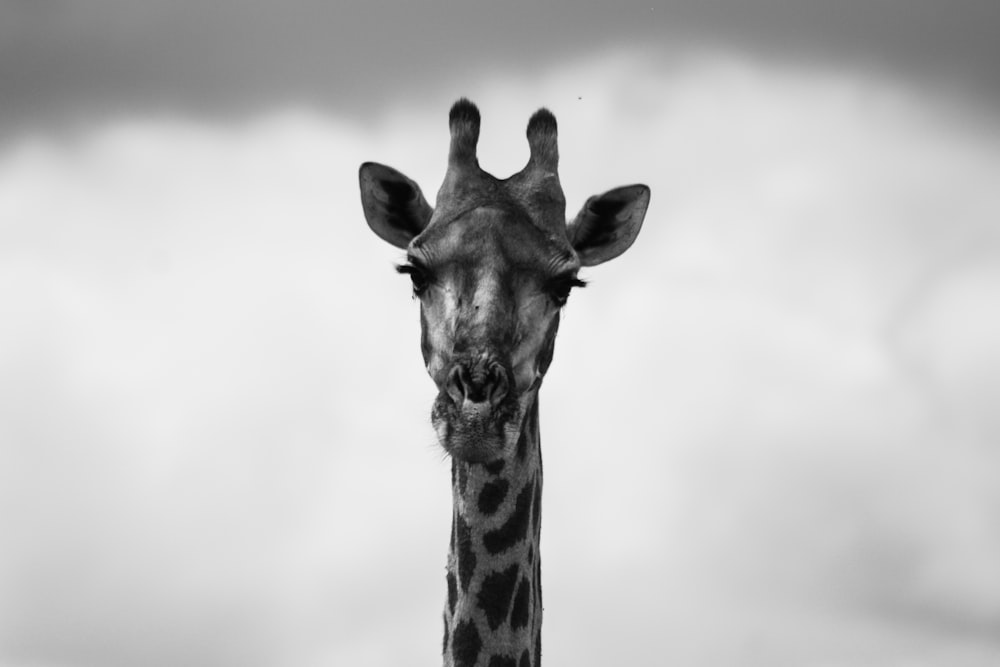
[360, 99, 649, 463]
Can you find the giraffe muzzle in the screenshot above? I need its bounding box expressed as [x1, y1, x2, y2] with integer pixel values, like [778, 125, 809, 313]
[432, 354, 523, 462]
[445, 356, 510, 409]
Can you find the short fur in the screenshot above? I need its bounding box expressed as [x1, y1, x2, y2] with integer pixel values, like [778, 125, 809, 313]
[359, 100, 650, 666]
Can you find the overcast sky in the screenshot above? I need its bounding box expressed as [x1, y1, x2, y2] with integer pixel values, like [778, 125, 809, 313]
[1, 4, 999, 667]
[2, 0, 1000, 138]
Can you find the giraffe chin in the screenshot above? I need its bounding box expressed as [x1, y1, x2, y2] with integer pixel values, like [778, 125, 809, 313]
[431, 391, 529, 463]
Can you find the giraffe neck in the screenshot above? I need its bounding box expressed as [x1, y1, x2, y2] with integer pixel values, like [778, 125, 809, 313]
[443, 398, 543, 667]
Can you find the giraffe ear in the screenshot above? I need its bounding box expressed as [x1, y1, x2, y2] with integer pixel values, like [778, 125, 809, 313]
[359, 162, 434, 249]
[567, 185, 649, 266]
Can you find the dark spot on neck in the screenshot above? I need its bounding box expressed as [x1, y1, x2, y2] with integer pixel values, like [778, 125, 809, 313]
[534, 557, 542, 608]
[455, 512, 476, 592]
[483, 479, 534, 555]
[478, 478, 510, 515]
[484, 459, 505, 475]
[531, 475, 542, 536]
[452, 620, 482, 667]
[447, 571, 457, 615]
[478, 564, 520, 630]
[510, 576, 531, 630]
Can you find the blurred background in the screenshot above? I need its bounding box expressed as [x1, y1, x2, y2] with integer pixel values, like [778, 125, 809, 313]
[1, 1, 999, 665]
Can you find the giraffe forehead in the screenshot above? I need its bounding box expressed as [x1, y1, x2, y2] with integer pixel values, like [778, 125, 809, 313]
[412, 207, 577, 276]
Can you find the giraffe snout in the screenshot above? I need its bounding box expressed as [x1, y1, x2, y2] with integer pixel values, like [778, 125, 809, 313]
[445, 356, 510, 408]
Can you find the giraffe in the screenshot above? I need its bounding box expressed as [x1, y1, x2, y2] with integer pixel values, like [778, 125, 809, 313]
[359, 99, 649, 667]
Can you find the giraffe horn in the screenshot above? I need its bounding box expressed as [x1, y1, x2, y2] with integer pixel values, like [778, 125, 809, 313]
[525, 108, 558, 173]
[447, 98, 481, 171]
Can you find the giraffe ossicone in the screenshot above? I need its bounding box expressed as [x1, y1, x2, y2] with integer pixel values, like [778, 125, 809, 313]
[359, 98, 649, 667]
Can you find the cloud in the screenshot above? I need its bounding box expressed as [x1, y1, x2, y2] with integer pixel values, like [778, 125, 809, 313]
[3, 0, 1000, 140]
[1, 48, 998, 666]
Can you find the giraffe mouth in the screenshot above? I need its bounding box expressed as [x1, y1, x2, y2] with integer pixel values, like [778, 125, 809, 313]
[431, 385, 529, 463]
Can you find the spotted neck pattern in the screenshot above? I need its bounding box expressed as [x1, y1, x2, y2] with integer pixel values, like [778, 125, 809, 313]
[443, 398, 543, 667]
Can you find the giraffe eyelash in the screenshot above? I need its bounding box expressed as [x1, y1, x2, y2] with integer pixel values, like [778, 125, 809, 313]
[396, 262, 432, 295]
[546, 275, 587, 306]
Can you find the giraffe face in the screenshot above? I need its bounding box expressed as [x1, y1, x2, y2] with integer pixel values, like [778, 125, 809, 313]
[402, 205, 580, 462]
[360, 99, 650, 463]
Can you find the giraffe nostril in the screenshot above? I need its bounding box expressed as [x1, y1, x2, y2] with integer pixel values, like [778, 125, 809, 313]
[486, 362, 509, 406]
[446, 366, 468, 406]
[446, 360, 510, 407]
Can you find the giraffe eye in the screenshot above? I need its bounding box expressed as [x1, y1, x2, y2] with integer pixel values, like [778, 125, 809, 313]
[396, 263, 430, 296]
[547, 275, 586, 306]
